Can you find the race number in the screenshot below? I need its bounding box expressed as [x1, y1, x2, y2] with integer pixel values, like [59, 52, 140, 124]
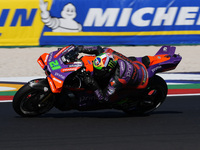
[49, 60, 61, 70]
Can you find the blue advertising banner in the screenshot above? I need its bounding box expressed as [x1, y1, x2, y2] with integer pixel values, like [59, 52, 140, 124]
[39, 0, 200, 45]
[1, 0, 199, 46]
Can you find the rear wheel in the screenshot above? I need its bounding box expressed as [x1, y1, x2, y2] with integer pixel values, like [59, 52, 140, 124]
[13, 83, 55, 117]
[124, 75, 167, 115]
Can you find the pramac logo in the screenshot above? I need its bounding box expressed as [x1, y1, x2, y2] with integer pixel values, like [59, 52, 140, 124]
[40, 0, 82, 32]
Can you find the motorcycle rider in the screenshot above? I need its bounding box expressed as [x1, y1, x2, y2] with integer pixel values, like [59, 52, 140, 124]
[65, 45, 149, 102]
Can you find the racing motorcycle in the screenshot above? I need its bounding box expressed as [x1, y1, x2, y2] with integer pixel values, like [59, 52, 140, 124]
[12, 45, 182, 117]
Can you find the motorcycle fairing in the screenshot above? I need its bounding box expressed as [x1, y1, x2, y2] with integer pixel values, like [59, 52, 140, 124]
[147, 46, 182, 77]
[38, 45, 181, 94]
[38, 47, 84, 93]
[80, 56, 95, 72]
[136, 46, 182, 78]
[37, 53, 49, 69]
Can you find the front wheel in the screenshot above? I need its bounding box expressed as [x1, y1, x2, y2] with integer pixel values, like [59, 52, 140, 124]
[13, 82, 55, 117]
[124, 75, 168, 115]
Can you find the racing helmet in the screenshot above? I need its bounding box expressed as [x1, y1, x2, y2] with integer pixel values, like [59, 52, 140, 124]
[93, 53, 117, 78]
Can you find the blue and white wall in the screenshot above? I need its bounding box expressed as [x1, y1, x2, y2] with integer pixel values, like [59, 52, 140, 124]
[1, 0, 200, 46]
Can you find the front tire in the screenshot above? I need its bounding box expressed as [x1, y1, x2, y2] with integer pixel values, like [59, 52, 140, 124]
[13, 83, 55, 117]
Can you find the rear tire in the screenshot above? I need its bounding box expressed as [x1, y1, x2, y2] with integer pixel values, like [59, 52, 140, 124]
[13, 83, 55, 117]
[124, 75, 168, 115]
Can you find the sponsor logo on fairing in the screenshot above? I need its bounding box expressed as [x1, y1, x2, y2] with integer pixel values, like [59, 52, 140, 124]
[152, 66, 162, 73]
[80, 96, 96, 102]
[48, 53, 53, 62]
[61, 67, 80, 72]
[68, 62, 83, 68]
[55, 72, 65, 80]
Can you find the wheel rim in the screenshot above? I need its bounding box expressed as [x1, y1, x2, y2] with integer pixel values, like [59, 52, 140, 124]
[20, 90, 54, 116]
[140, 87, 166, 113]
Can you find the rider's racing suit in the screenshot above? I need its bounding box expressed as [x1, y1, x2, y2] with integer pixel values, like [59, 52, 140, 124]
[77, 45, 149, 102]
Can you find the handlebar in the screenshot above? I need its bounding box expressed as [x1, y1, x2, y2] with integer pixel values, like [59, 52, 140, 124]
[61, 47, 79, 63]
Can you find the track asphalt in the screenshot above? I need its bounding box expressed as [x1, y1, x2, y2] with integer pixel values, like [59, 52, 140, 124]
[0, 96, 200, 150]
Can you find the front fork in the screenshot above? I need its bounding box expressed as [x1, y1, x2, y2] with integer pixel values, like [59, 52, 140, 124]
[28, 78, 54, 106]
